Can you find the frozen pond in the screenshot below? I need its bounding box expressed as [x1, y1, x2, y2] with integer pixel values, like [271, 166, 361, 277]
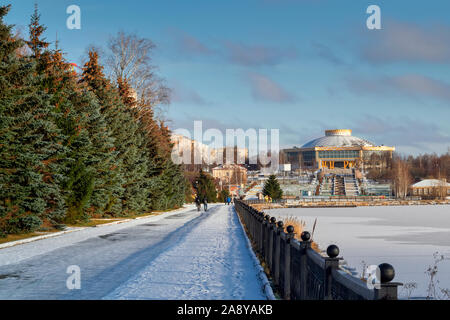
[268, 205, 450, 299]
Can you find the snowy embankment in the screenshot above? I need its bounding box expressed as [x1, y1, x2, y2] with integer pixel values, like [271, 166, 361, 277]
[268, 205, 450, 299]
[0, 204, 268, 300]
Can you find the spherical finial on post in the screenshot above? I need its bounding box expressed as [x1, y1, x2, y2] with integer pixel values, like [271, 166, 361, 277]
[300, 231, 311, 242]
[277, 221, 284, 228]
[326, 244, 339, 258]
[286, 225, 294, 234]
[264, 215, 270, 221]
[270, 217, 276, 224]
[378, 263, 395, 283]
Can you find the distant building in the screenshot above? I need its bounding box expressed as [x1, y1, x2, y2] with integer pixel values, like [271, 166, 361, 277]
[281, 129, 394, 171]
[212, 164, 247, 187]
[411, 179, 450, 199]
[171, 133, 214, 166]
[171, 134, 248, 170]
[279, 164, 291, 172]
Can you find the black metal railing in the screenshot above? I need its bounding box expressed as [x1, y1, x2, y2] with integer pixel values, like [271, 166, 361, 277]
[234, 200, 402, 300]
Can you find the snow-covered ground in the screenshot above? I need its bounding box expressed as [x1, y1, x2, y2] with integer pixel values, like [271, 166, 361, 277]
[105, 205, 266, 300]
[268, 205, 450, 299]
[0, 204, 267, 300]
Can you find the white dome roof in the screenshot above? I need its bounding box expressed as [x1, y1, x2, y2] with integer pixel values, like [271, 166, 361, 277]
[302, 129, 375, 148]
[412, 179, 450, 187]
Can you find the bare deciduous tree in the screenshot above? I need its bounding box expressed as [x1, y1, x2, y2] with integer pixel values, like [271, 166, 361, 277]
[393, 158, 412, 198]
[437, 178, 447, 200]
[106, 31, 170, 119]
[13, 25, 30, 57]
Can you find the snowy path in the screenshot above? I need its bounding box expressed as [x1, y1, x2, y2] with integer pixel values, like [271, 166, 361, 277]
[0, 204, 266, 300]
[104, 205, 266, 300]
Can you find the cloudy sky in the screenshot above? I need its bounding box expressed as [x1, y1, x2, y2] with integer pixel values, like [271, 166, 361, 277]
[6, 0, 450, 155]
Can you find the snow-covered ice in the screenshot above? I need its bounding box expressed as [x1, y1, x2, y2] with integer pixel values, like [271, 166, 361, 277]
[268, 205, 450, 299]
[0, 204, 267, 300]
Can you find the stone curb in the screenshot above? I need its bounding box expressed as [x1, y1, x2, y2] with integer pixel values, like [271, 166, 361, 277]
[0, 228, 84, 250]
[0, 205, 193, 250]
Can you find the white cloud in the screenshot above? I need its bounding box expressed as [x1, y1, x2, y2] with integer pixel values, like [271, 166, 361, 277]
[247, 72, 296, 103]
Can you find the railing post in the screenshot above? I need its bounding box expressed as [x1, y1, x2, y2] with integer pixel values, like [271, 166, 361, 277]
[299, 231, 311, 299]
[273, 221, 283, 287]
[374, 263, 402, 300]
[258, 212, 264, 254]
[262, 215, 270, 261]
[284, 225, 295, 299]
[268, 217, 277, 272]
[249, 208, 254, 239]
[252, 209, 257, 240]
[324, 244, 341, 300]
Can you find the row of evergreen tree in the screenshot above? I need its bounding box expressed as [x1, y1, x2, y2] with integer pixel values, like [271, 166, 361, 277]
[0, 5, 187, 236]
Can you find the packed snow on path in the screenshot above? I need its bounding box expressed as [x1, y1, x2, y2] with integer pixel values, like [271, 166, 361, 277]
[269, 205, 450, 299]
[0, 205, 203, 299]
[0, 206, 196, 267]
[104, 205, 267, 300]
[0, 204, 266, 300]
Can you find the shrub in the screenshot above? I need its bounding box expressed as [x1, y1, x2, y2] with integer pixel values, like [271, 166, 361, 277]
[7, 216, 43, 234]
[53, 224, 67, 231]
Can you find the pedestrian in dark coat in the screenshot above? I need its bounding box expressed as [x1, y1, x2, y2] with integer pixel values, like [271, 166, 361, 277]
[195, 196, 201, 211]
[203, 197, 208, 211]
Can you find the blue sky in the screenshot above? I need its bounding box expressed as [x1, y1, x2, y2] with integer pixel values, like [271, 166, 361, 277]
[5, 0, 450, 155]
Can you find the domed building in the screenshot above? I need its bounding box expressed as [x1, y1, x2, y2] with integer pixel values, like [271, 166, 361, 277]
[282, 129, 395, 170]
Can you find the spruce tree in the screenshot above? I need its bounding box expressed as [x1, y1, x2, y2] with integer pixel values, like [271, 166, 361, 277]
[263, 175, 283, 200]
[194, 170, 217, 203]
[80, 50, 124, 215]
[141, 118, 177, 210]
[69, 81, 116, 218]
[71, 54, 118, 216]
[137, 89, 186, 211]
[39, 52, 95, 223]
[116, 77, 151, 214]
[26, 4, 47, 59]
[148, 159, 186, 210]
[0, 5, 66, 234]
[25, 9, 87, 223]
[28, 8, 116, 222]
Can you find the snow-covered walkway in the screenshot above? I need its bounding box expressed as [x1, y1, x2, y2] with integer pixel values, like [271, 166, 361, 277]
[0, 204, 267, 300]
[104, 205, 266, 300]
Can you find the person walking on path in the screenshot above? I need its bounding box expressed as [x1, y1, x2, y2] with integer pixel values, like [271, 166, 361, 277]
[195, 196, 201, 212]
[226, 196, 231, 205]
[203, 197, 208, 211]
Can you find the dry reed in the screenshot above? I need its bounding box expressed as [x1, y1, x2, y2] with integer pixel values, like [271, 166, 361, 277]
[281, 216, 320, 252]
